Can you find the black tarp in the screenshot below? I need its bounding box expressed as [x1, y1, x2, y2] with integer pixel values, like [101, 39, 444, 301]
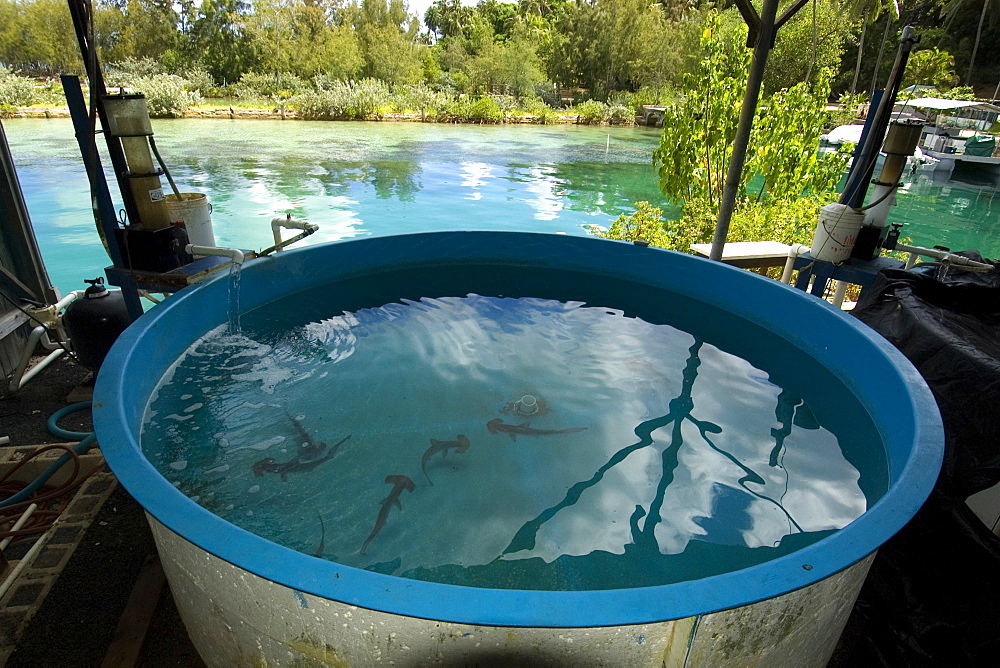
[838, 251, 1000, 665]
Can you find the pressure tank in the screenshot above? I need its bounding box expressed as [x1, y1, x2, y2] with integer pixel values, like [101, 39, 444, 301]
[63, 278, 131, 371]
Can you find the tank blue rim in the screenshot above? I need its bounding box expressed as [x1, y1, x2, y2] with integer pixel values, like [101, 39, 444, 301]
[93, 231, 943, 628]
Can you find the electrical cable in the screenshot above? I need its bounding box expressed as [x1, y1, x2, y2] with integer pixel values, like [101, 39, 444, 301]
[855, 183, 900, 212]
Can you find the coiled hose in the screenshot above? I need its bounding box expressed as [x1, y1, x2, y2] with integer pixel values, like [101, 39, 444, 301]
[0, 402, 98, 509]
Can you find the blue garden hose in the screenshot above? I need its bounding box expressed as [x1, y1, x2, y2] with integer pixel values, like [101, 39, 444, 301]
[0, 402, 96, 508]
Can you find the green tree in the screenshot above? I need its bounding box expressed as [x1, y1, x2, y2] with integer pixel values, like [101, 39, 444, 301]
[903, 47, 959, 88]
[846, 0, 900, 94]
[547, 0, 689, 96]
[753, 0, 855, 93]
[941, 0, 999, 84]
[188, 0, 260, 84]
[117, 0, 179, 61]
[464, 23, 545, 97]
[352, 0, 424, 84]
[649, 12, 849, 250]
[654, 13, 749, 209]
[0, 0, 82, 75]
[477, 0, 519, 39]
[425, 0, 476, 39]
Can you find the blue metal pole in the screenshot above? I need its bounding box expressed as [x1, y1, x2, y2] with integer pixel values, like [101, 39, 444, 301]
[63, 75, 143, 320]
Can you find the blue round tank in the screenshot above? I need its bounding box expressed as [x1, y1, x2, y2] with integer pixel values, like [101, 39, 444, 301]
[92, 232, 943, 664]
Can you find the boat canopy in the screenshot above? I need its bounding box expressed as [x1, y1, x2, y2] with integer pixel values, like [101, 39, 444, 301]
[897, 97, 1000, 113]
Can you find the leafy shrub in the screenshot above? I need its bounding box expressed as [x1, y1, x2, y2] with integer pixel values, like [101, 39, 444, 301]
[575, 99, 608, 125]
[398, 84, 450, 121]
[296, 79, 389, 120]
[631, 85, 678, 112]
[436, 71, 470, 95]
[606, 90, 634, 110]
[0, 66, 35, 107]
[296, 90, 338, 119]
[234, 72, 307, 100]
[106, 57, 163, 88]
[178, 67, 215, 94]
[131, 75, 202, 117]
[590, 202, 673, 247]
[534, 82, 561, 107]
[606, 103, 633, 126]
[826, 91, 867, 130]
[34, 78, 65, 105]
[522, 98, 560, 124]
[466, 96, 504, 123]
[491, 94, 517, 121]
[350, 79, 391, 119]
[312, 73, 340, 92]
[441, 95, 504, 123]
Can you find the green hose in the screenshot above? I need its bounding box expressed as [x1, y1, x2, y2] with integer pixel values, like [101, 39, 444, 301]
[0, 402, 96, 508]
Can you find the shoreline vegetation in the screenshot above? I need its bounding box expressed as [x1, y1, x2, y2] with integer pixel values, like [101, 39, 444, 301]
[4, 104, 630, 126]
[3, 0, 967, 263]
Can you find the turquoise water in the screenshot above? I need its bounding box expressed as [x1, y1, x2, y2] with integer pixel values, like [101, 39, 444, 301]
[4, 119, 673, 297]
[5, 118, 998, 299]
[142, 291, 873, 590]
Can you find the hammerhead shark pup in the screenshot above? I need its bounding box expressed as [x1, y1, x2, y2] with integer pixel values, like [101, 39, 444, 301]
[486, 418, 588, 442]
[252, 434, 351, 481]
[421, 435, 471, 485]
[360, 474, 415, 554]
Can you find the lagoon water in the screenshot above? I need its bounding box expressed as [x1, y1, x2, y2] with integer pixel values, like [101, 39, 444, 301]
[4, 118, 1000, 297]
[141, 291, 876, 589]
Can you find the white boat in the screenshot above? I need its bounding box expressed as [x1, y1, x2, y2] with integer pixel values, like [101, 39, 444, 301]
[821, 124, 939, 171]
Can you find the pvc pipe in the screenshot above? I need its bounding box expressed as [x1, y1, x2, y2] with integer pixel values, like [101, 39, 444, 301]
[272, 215, 319, 232]
[832, 280, 849, 308]
[271, 215, 319, 252]
[894, 242, 994, 272]
[0, 503, 38, 551]
[9, 327, 66, 392]
[780, 244, 811, 284]
[14, 348, 66, 392]
[6, 290, 83, 393]
[863, 182, 898, 229]
[52, 290, 83, 313]
[9, 326, 47, 393]
[185, 245, 245, 265]
[0, 529, 49, 600]
[0, 436, 9, 446]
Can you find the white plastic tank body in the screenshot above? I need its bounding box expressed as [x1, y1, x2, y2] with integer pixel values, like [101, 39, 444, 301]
[152, 516, 872, 666]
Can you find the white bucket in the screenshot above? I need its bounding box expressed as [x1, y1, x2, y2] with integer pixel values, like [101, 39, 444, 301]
[810, 203, 864, 263]
[165, 193, 216, 249]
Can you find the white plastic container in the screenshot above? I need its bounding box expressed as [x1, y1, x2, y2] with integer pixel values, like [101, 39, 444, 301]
[810, 203, 865, 263]
[165, 193, 216, 248]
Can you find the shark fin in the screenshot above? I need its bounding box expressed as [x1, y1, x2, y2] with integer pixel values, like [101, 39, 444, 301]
[507, 432, 517, 442]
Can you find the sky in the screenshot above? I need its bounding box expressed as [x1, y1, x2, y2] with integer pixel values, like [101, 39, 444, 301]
[406, 0, 484, 25]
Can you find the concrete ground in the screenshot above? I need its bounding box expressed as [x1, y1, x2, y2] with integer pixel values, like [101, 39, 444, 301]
[1, 354, 202, 666]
